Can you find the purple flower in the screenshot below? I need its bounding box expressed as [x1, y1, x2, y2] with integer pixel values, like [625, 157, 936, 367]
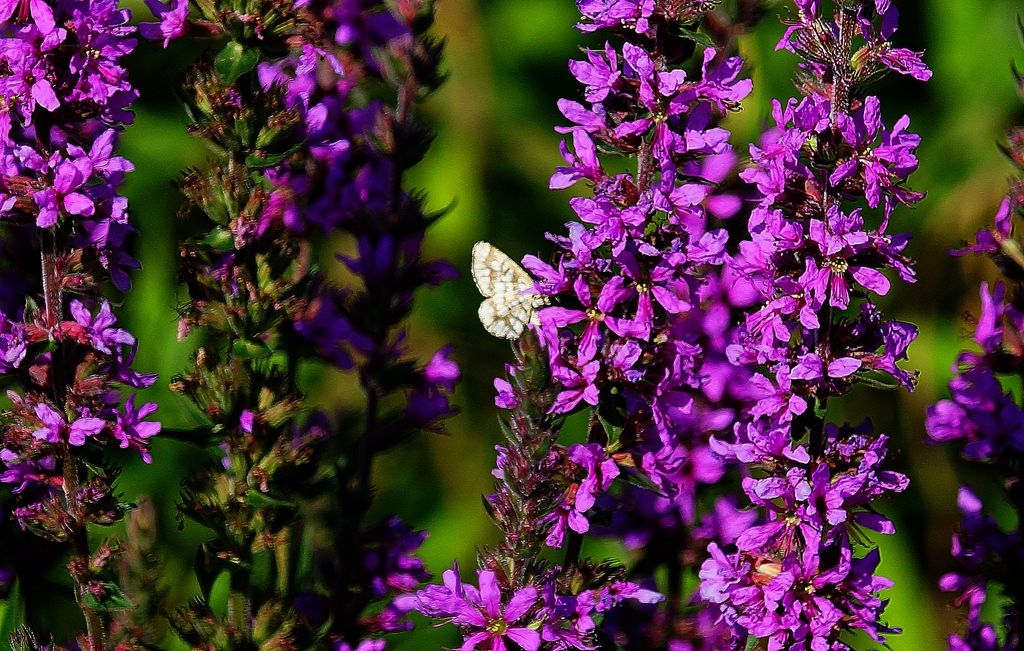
[568, 443, 619, 515]
[411, 566, 540, 651]
[33, 403, 106, 447]
[111, 395, 161, 462]
[541, 491, 591, 548]
[424, 345, 460, 392]
[0, 42, 60, 127]
[0, 0, 55, 35]
[0, 450, 56, 493]
[334, 642, 385, 651]
[575, 0, 654, 36]
[69, 300, 135, 354]
[138, 0, 189, 47]
[549, 359, 600, 414]
[494, 377, 519, 409]
[877, 46, 932, 81]
[926, 357, 1024, 460]
[362, 517, 430, 599]
[551, 129, 605, 190]
[0, 312, 27, 372]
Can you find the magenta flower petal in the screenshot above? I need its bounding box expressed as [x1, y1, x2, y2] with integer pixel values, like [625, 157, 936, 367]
[68, 417, 106, 446]
[826, 357, 861, 378]
[505, 628, 540, 651]
[850, 266, 891, 295]
[503, 586, 537, 622]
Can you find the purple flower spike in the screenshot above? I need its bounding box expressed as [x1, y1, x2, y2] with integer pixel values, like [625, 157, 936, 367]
[0, 0, 159, 638]
[165, 0, 456, 644]
[429, 2, 760, 649]
[702, 2, 926, 647]
[927, 35, 1024, 644]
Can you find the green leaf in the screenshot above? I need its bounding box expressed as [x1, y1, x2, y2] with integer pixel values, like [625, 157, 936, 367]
[84, 582, 134, 612]
[596, 400, 625, 444]
[231, 338, 270, 360]
[245, 489, 295, 510]
[244, 151, 290, 169]
[245, 145, 300, 169]
[160, 426, 218, 445]
[202, 227, 236, 251]
[677, 25, 714, 48]
[214, 42, 259, 84]
[618, 468, 663, 495]
[0, 579, 24, 641]
[249, 548, 274, 594]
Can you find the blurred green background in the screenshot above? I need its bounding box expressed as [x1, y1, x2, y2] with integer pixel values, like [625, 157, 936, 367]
[6, 0, 1024, 647]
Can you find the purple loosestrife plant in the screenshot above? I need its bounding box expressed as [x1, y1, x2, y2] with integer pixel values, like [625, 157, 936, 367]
[924, 44, 1024, 649]
[160, 0, 454, 647]
[254, 0, 456, 646]
[0, 0, 159, 646]
[408, 1, 756, 648]
[698, 1, 929, 648]
[591, 6, 767, 648]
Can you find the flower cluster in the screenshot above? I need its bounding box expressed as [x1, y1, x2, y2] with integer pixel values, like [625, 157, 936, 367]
[925, 71, 1024, 648]
[0, 0, 158, 644]
[529, 0, 751, 544]
[410, 1, 759, 648]
[699, 1, 929, 648]
[164, 0, 456, 647]
[259, 0, 458, 433]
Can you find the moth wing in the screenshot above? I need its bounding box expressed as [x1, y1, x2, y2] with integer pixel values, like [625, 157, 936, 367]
[478, 291, 547, 340]
[472, 241, 535, 298]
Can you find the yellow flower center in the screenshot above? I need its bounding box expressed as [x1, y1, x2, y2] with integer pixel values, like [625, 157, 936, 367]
[827, 258, 849, 274]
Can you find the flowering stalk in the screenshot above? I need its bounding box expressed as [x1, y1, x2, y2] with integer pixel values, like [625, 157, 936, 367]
[698, 1, 930, 648]
[407, 0, 754, 648]
[925, 35, 1024, 648]
[0, 0, 160, 646]
[408, 333, 662, 650]
[109, 498, 168, 647]
[164, 10, 326, 641]
[158, 0, 455, 646]
[596, 5, 771, 647]
[256, 0, 459, 645]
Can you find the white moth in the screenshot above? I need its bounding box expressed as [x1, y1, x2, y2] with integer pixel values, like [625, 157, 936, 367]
[471, 241, 549, 339]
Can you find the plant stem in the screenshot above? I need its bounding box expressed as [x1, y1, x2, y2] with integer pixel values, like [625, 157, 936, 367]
[42, 232, 105, 651]
[62, 456, 105, 651]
